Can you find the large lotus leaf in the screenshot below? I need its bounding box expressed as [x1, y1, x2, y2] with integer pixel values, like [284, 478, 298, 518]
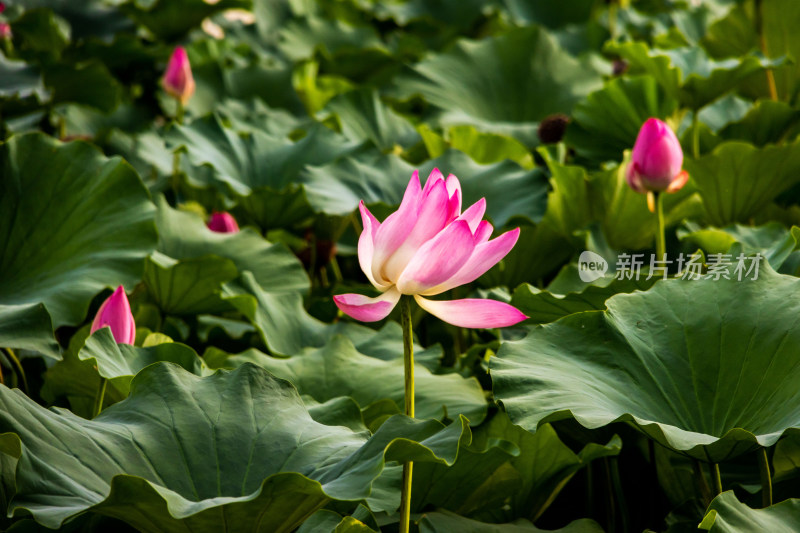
[297, 510, 378, 533]
[155, 197, 309, 296]
[0, 56, 47, 102]
[0, 362, 470, 531]
[699, 491, 800, 532]
[588, 160, 704, 250]
[510, 277, 655, 325]
[684, 140, 800, 226]
[323, 89, 421, 151]
[419, 510, 604, 533]
[278, 17, 384, 62]
[10, 8, 70, 62]
[299, 148, 547, 227]
[0, 133, 156, 332]
[413, 411, 620, 521]
[605, 41, 782, 109]
[370, 0, 487, 30]
[565, 76, 679, 164]
[0, 304, 59, 358]
[493, 265, 800, 462]
[424, 125, 535, 170]
[220, 335, 487, 425]
[714, 100, 800, 147]
[44, 61, 123, 113]
[499, 0, 597, 28]
[392, 27, 603, 145]
[167, 115, 364, 228]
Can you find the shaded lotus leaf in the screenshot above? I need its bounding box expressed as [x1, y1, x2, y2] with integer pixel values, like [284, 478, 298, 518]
[0, 55, 48, 102]
[392, 27, 603, 145]
[370, 0, 487, 30]
[278, 17, 384, 62]
[413, 411, 620, 521]
[0, 304, 60, 359]
[419, 510, 604, 533]
[605, 41, 783, 109]
[10, 8, 70, 62]
[684, 140, 800, 226]
[699, 491, 800, 532]
[44, 61, 123, 113]
[323, 89, 421, 151]
[118, 0, 250, 40]
[0, 133, 156, 332]
[220, 335, 487, 425]
[0, 362, 470, 531]
[498, 0, 598, 28]
[493, 265, 800, 462]
[565, 76, 679, 164]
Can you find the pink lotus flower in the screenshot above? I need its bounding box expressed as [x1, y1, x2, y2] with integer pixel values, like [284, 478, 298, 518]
[90, 286, 136, 345]
[334, 169, 527, 329]
[626, 118, 689, 194]
[0, 23, 10, 40]
[162, 46, 195, 105]
[207, 211, 239, 233]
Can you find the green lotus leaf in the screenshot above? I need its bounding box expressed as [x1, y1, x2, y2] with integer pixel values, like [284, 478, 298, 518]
[299, 148, 546, 227]
[605, 41, 783, 109]
[418, 510, 604, 533]
[678, 222, 800, 271]
[154, 197, 309, 296]
[78, 327, 207, 396]
[498, 0, 598, 28]
[510, 276, 654, 325]
[0, 55, 47, 102]
[714, 100, 800, 147]
[413, 411, 620, 521]
[370, 0, 487, 30]
[44, 61, 123, 113]
[699, 491, 800, 532]
[392, 27, 603, 145]
[0, 362, 470, 531]
[421, 125, 535, 169]
[10, 8, 70, 62]
[167, 114, 364, 228]
[493, 265, 800, 462]
[118, 0, 250, 40]
[565, 76, 679, 164]
[684, 140, 800, 226]
[323, 89, 421, 151]
[278, 17, 384, 62]
[0, 304, 59, 359]
[0, 133, 156, 338]
[220, 334, 487, 425]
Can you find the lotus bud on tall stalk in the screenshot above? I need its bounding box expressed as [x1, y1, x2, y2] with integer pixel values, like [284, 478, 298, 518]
[162, 46, 195, 111]
[626, 118, 689, 261]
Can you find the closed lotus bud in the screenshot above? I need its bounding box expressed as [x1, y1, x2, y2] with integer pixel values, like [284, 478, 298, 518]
[207, 211, 239, 233]
[626, 118, 689, 194]
[537, 113, 570, 144]
[90, 286, 136, 345]
[161, 46, 195, 105]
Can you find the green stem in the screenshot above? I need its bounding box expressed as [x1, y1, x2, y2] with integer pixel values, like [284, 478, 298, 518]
[693, 459, 713, 505]
[176, 99, 185, 125]
[692, 111, 700, 159]
[610, 456, 629, 533]
[603, 458, 616, 533]
[759, 447, 773, 507]
[3, 348, 27, 394]
[711, 462, 723, 496]
[92, 378, 108, 418]
[655, 192, 666, 261]
[329, 255, 343, 283]
[608, 2, 618, 41]
[399, 296, 415, 533]
[755, 0, 779, 101]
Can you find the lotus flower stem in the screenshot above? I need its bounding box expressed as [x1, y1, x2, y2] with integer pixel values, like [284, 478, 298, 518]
[710, 462, 722, 495]
[2, 348, 27, 393]
[759, 447, 772, 507]
[655, 192, 666, 261]
[691, 112, 700, 159]
[692, 459, 712, 505]
[609, 456, 629, 533]
[755, 0, 778, 101]
[399, 295, 415, 533]
[92, 378, 108, 418]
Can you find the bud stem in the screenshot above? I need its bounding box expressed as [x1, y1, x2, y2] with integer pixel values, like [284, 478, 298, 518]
[759, 447, 772, 507]
[2, 348, 27, 394]
[92, 378, 108, 418]
[691, 111, 700, 159]
[399, 295, 415, 533]
[655, 192, 666, 261]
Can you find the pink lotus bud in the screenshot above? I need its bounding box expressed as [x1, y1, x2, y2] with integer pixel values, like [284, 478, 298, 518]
[90, 286, 136, 345]
[207, 212, 239, 233]
[161, 46, 195, 105]
[626, 118, 688, 194]
[0, 23, 11, 40]
[0, 3, 5, 14]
